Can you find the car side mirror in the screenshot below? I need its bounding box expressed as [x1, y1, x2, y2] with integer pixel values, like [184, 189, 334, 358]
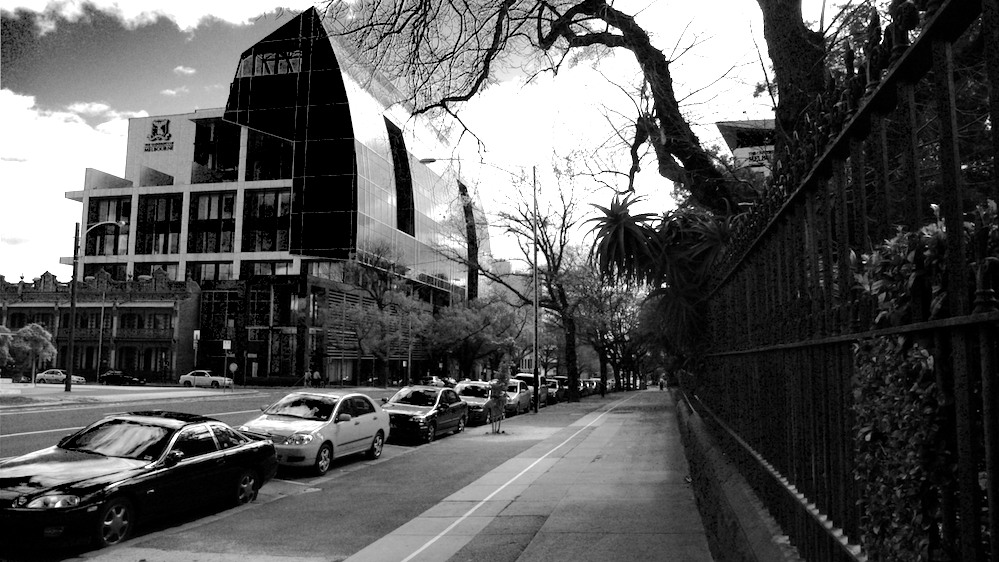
[337, 413, 352, 423]
[164, 450, 184, 467]
[380, 397, 388, 404]
[57, 435, 72, 447]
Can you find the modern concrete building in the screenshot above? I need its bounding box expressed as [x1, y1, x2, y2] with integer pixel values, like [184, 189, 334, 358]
[61, 8, 470, 383]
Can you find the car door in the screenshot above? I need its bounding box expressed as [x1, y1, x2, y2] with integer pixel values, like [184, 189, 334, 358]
[349, 396, 379, 451]
[324, 399, 354, 456]
[210, 422, 255, 484]
[156, 423, 227, 508]
[440, 389, 462, 430]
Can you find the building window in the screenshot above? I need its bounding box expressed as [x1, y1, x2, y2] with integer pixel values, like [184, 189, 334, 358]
[242, 190, 291, 252]
[385, 118, 415, 236]
[149, 313, 172, 330]
[186, 262, 234, 283]
[136, 195, 182, 255]
[236, 49, 302, 78]
[133, 263, 178, 280]
[201, 290, 239, 340]
[86, 197, 130, 256]
[121, 313, 143, 330]
[191, 118, 240, 184]
[8, 313, 26, 329]
[240, 261, 294, 277]
[248, 289, 271, 326]
[188, 192, 235, 253]
[82, 264, 127, 281]
[246, 129, 293, 181]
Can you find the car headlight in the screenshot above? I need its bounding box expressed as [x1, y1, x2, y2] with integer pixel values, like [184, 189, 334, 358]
[284, 433, 314, 446]
[25, 494, 81, 509]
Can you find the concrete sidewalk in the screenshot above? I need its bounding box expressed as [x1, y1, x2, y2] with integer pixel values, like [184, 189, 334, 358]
[347, 390, 714, 562]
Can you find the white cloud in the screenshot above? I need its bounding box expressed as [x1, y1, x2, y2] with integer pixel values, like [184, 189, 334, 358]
[0, 89, 142, 280]
[160, 86, 190, 97]
[1, 0, 319, 33]
[173, 65, 196, 76]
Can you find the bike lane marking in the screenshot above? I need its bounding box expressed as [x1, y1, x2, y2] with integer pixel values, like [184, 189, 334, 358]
[345, 393, 641, 562]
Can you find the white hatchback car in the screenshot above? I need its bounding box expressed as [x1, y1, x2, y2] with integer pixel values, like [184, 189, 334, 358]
[238, 392, 390, 475]
[179, 369, 233, 388]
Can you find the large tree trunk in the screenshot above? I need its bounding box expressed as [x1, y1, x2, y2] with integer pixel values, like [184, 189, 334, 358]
[755, 0, 826, 159]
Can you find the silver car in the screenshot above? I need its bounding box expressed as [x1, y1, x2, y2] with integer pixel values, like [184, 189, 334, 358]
[35, 369, 86, 385]
[239, 391, 389, 475]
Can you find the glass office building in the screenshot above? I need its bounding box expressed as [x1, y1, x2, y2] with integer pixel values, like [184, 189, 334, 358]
[66, 7, 468, 382]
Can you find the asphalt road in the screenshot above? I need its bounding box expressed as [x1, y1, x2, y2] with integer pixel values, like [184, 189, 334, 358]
[0, 389, 596, 562]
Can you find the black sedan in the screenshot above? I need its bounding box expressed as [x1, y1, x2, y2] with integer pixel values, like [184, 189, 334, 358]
[98, 370, 145, 385]
[0, 411, 277, 549]
[381, 385, 468, 442]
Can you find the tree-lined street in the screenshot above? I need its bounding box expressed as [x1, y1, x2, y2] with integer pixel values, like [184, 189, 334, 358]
[0, 388, 705, 562]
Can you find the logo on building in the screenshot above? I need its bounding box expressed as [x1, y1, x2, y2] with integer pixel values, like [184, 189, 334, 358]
[144, 119, 174, 152]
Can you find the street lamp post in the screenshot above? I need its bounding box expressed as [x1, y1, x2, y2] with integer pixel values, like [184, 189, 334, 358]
[66, 220, 127, 392]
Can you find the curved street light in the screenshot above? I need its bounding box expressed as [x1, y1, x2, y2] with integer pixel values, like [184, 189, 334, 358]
[65, 220, 127, 392]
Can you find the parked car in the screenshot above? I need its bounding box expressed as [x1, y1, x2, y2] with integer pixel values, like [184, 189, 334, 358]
[380, 385, 467, 442]
[453, 381, 493, 425]
[513, 373, 548, 409]
[238, 391, 388, 475]
[179, 369, 233, 388]
[98, 370, 145, 386]
[505, 379, 532, 415]
[0, 411, 276, 548]
[546, 378, 567, 404]
[35, 369, 86, 385]
[419, 375, 449, 387]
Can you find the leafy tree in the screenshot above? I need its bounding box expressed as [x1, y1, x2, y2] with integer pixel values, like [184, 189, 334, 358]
[0, 325, 13, 376]
[422, 295, 524, 378]
[12, 323, 56, 383]
[343, 243, 432, 385]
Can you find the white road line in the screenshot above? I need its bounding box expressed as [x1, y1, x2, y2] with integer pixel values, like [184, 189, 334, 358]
[0, 426, 83, 438]
[399, 393, 639, 562]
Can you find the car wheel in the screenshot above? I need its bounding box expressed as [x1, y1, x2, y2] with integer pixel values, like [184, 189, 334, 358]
[425, 422, 437, 443]
[211, 381, 220, 388]
[183, 381, 192, 387]
[366, 431, 385, 459]
[315, 442, 333, 475]
[234, 469, 258, 505]
[95, 497, 134, 548]
[456, 415, 466, 434]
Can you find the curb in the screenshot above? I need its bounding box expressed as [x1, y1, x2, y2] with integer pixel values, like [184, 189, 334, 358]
[673, 389, 803, 562]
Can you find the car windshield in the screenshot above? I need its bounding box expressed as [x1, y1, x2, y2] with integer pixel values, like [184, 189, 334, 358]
[507, 384, 521, 393]
[455, 384, 488, 398]
[389, 388, 439, 406]
[61, 419, 172, 461]
[265, 395, 337, 420]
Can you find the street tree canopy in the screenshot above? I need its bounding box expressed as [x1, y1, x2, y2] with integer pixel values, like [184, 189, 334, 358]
[324, 0, 827, 215]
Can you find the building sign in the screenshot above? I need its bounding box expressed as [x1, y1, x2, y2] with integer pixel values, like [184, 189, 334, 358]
[144, 119, 174, 152]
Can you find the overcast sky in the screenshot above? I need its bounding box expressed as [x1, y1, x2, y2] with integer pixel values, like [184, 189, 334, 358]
[0, 0, 820, 281]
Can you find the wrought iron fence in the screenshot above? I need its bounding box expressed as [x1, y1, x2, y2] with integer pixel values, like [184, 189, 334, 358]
[693, 0, 997, 560]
